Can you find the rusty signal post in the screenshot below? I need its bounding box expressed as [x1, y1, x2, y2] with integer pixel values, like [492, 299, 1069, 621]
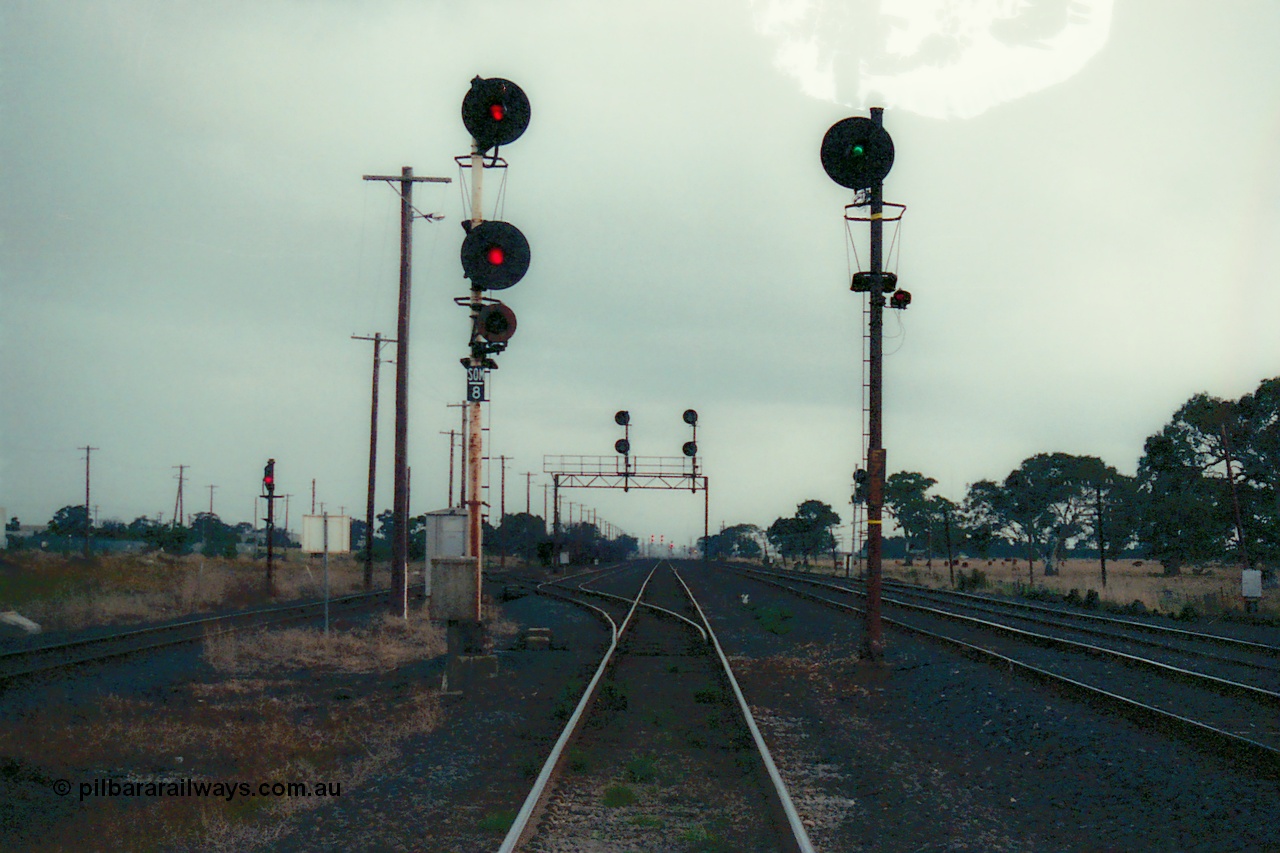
[455, 76, 532, 632]
[821, 108, 909, 662]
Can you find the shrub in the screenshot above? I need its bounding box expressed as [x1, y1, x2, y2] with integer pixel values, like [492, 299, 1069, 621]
[1084, 589, 1100, 609]
[1064, 589, 1082, 606]
[956, 568, 988, 592]
[1175, 603, 1199, 622]
[1022, 586, 1058, 603]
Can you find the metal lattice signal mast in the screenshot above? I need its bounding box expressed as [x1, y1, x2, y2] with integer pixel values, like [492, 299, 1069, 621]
[821, 107, 909, 662]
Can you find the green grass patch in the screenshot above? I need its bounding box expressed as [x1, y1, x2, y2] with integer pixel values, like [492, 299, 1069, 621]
[602, 784, 637, 807]
[567, 747, 590, 773]
[748, 603, 793, 635]
[629, 814, 663, 828]
[477, 809, 516, 833]
[679, 825, 732, 851]
[625, 756, 656, 783]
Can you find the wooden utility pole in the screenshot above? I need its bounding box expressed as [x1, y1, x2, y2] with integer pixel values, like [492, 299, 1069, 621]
[523, 472, 533, 515]
[447, 402, 467, 507]
[172, 465, 187, 530]
[363, 167, 451, 617]
[353, 332, 395, 589]
[440, 430, 458, 507]
[81, 445, 98, 558]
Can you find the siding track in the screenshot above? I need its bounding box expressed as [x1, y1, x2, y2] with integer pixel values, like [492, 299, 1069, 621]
[726, 564, 1280, 780]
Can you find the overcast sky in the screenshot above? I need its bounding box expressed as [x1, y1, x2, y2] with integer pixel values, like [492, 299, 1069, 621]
[3, 0, 1278, 550]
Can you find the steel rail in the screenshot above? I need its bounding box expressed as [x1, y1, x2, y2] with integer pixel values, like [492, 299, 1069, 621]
[861, 579, 1280, 674]
[747, 568, 1280, 706]
[670, 563, 816, 853]
[0, 589, 392, 683]
[498, 564, 657, 852]
[553, 562, 708, 643]
[724, 564, 1280, 779]
[872, 577, 1280, 657]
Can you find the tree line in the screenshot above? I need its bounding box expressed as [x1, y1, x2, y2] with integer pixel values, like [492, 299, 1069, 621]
[10, 506, 635, 566]
[701, 377, 1278, 582]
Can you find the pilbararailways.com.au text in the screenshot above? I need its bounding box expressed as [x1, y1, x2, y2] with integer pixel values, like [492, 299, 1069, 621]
[60, 778, 342, 802]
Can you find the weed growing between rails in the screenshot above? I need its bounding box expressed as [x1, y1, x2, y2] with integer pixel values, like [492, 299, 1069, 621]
[0, 552, 391, 631]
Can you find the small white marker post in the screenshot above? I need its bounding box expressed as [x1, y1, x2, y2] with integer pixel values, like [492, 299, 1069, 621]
[322, 511, 330, 635]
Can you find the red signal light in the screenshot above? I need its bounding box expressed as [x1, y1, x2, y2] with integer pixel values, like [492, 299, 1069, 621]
[486, 245, 505, 266]
[489, 103, 505, 121]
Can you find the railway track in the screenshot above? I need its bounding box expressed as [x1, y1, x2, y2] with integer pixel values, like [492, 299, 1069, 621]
[499, 560, 813, 853]
[726, 564, 1280, 779]
[0, 589, 394, 686]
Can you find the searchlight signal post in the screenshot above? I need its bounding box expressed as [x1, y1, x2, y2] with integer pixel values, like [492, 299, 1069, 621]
[821, 108, 910, 662]
[457, 76, 532, 626]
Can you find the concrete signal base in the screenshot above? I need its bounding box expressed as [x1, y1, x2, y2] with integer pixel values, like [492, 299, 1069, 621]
[431, 557, 497, 694]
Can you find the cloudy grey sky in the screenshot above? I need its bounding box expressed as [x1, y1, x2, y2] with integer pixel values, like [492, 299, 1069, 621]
[3, 0, 1278, 549]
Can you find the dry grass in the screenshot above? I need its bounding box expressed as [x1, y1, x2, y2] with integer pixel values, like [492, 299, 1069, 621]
[204, 611, 446, 674]
[3, 604, 457, 851]
[0, 551, 392, 631]
[863, 557, 1279, 618]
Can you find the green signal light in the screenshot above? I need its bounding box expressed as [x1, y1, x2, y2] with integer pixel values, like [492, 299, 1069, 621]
[852, 144, 865, 156]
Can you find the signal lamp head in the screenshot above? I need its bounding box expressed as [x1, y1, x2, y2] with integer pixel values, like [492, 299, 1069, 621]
[615, 438, 631, 455]
[462, 76, 531, 152]
[682, 409, 698, 426]
[614, 410, 630, 426]
[851, 271, 897, 293]
[682, 441, 697, 457]
[476, 302, 517, 343]
[460, 220, 530, 290]
[821, 116, 894, 190]
[890, 289, 912, 310]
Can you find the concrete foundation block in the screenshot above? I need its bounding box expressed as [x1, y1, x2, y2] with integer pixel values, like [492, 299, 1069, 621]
[430, 557, 481, 621]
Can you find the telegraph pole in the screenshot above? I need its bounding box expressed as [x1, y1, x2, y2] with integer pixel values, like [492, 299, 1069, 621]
[440, 430, 458, 507]
[172, 464, 187, 531]
[80, 445, 98, 558]
[447, 402, 467, 508]
[524, 472, 533, 515]
[363, 167, 450, 617]
[353, 332, 395, 589]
